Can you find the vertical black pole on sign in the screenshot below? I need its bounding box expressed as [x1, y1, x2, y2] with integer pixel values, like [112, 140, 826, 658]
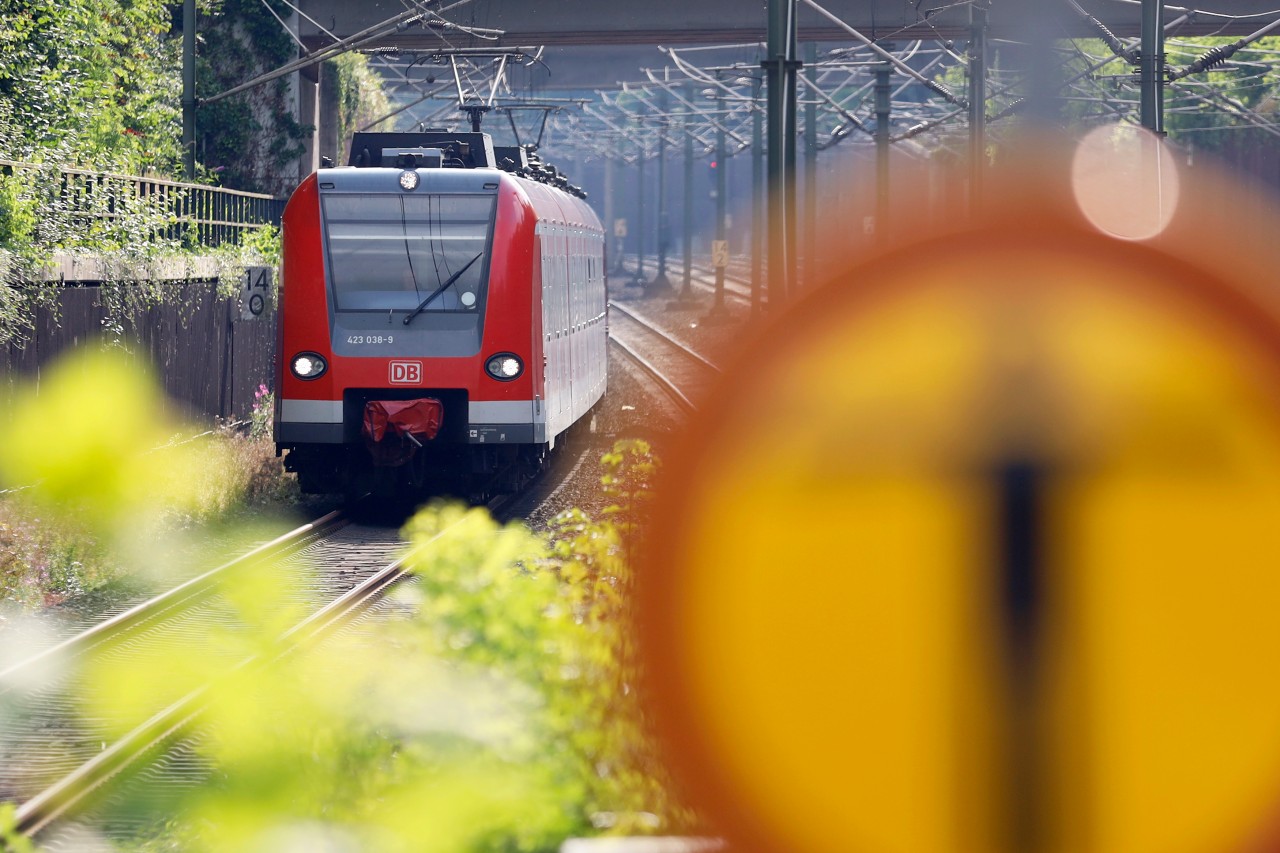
[875, 61, 891, 239]
[804, 42, 818, 294]
[999, 459, 1044, 853]
[969, 2, 988, 211]
[680, 83, 696, 303]
[764, 0, 797, 309]
[1140, 0, 1165, 134]
[651, 88, 672, 294]
[752, 73, 765, 316]
[182, 0, 196, 181]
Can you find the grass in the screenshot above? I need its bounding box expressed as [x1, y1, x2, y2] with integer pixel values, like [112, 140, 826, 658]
[0, 347, 689, 850]
[0, 499, 113, 610]
[0, 426, 298, 617]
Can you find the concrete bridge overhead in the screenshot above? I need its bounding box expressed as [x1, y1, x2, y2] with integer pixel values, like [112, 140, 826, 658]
[291, 0, 1280, 92]
[285, 0, 1279, 196]
[296, 0, 1278, 50]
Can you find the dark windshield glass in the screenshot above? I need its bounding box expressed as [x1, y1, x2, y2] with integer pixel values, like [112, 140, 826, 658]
[322, 193, 495, 313]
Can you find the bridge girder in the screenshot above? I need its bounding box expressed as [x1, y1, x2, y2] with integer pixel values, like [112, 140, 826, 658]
[295, 0, 1279, 52]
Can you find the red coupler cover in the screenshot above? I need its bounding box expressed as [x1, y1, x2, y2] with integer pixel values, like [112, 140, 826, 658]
[362, 398, 443, 443]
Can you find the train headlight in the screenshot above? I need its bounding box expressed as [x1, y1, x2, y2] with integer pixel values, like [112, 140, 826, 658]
[399, 170, 420, 191]
[485, 353, 523, 381]
[291, 352, 327, 380]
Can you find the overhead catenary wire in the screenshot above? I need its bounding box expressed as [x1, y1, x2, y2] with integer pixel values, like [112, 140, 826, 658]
[534, 13, 1279, 173]
[202, 0, 476, 106]
[1108, 0, 1280, 19]
[1168, 14, 1280, 80]
[798, 0, 968, 108]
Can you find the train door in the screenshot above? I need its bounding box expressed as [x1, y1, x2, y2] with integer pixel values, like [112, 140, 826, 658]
[555, 223, 570, 427]
[534, 225, 549, 436]
[569, 228, 579, 419]
[539, 222, 560, 428]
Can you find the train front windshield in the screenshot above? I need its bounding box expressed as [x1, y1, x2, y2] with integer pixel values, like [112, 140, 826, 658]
[322, 193, 496, 315]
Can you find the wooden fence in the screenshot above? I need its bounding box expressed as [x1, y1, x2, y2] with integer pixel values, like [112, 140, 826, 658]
[0, 276, 275, 427]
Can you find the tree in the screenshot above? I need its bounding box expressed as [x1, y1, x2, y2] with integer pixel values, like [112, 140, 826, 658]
[0, 0, 181, 172]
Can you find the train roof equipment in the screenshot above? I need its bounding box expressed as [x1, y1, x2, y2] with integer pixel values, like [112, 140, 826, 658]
[345, 131, 586, 199]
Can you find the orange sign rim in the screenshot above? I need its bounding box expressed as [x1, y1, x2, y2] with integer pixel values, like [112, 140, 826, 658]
[635, 205, 1280, 851]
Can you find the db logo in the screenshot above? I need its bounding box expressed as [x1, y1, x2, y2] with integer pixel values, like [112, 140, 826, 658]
[389, 361, 422, 384]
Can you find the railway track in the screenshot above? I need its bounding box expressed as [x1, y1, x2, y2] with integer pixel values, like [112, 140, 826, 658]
[607, 300, 722, 416]
[0, 506, 463, 841]
[630, 255, 812, 308]
[626, 256, 758, 303]
[3, 300, 710, 843]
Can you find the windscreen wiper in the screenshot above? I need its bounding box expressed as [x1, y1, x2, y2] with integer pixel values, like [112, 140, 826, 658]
[402, 251, 484, 326]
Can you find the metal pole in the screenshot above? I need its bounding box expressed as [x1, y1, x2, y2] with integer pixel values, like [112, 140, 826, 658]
[875, 61, 891, 238]
[635, 126, 647, 285]
[764, 0, 797, 309]
[785, 18, 800, 298]
[651, 88, 672, 293]
[804, 42, 818, 294]
[681, 83, 696, 301]
[711, 86, 728, 318]
[605, 154, 619, 274]
[182, 0, 197, 181]
[969, 2, 988, 210]
[1140, 0, 1165, 133]
[752, 73, 765, 315]
[1011, 1, 1060, 124]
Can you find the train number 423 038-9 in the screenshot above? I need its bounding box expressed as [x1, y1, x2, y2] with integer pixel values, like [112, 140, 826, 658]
[347, 335, 394, 345]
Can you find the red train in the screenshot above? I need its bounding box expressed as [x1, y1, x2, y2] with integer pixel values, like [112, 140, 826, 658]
[274, 131, 607, 498]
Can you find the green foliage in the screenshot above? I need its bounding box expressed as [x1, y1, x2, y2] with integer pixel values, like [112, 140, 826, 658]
[0, 0, 181, 173]
[0, 157, 194, 346]
[196, 0, 309, 195]
[0, 497, 113, 609]
[0, 426, 297, 615]
[0, 158, 281, 347]
[70, 497, 679, 849]
[0, 802, 34, 853]
[1056, 36, 1280, 160]
[250, 384, 274, 439]
[237, 221, 281, 270]
[402, 493, 687, 839]
[0, 347, 216, 536]
[0, 348, 296, 606]
[1162, 36, 1280, 160]
[0, 351, 681, 847]
[333, 52, 395, 140]
[400, 441, 684, 837]
[600, 438, 661, 542]
[0, 172, 35, 250]
[0, 166, 57, 346]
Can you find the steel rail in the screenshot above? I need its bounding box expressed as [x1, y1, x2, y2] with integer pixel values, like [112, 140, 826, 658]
[630, 256, 753, 305]
[608, 336, 697, 416]
[608, 301, 723, 374]
[11, 492, 525, 838]
[607, 299, 724, 416]
[10, 512, 480, 838]
[0, 510, 349, 688]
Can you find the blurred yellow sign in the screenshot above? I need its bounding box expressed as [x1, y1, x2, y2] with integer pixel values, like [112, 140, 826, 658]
[639, 169, 1280, 853]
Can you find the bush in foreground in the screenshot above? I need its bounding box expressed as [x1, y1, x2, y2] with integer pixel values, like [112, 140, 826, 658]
[0, 350, 683, 851]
